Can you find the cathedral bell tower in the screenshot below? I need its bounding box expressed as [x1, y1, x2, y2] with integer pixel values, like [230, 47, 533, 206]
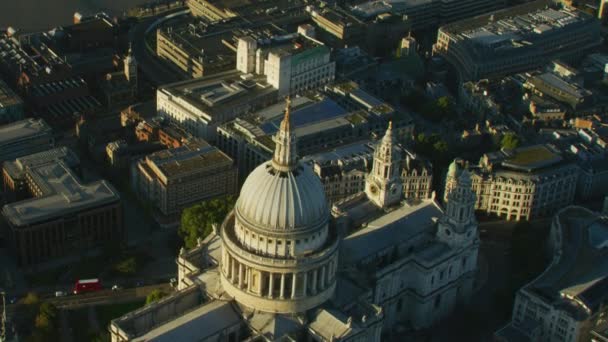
[365, 122, 403, 208]
[437, 170, 477, 248]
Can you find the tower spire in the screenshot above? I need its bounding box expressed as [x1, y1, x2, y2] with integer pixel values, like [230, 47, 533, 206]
[272, 97, 297, 172]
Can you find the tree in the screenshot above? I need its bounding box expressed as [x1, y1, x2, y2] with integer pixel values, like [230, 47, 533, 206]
[29, 302, 59, 342]
[178, 195, 236, 249]
[146, 289, 167, 305]
[114, 257, 137, 275]
[500, 132, 520, 150]
[23, 292, 40, 305]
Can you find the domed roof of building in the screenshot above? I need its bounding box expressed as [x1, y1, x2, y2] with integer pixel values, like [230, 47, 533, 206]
[447, 158, 463, 178]
[236, 162, 328, 231]
[235, 97, 329, 232]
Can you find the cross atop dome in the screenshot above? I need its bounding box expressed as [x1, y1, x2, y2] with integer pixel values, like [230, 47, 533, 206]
[272, 97, 297, 172]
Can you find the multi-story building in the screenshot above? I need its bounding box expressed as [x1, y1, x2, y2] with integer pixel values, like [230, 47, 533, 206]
[525, 71, 593, 110]
[402, 150, 433, 200]
[2, 149, 122, 266]
[495, 206, 608, 342]
[157, 70, 278, 141]
[308, 5, 410, 55]
[188, 0, 308, 22]
[156, 19, 237, 79]
[0, 118, 54, 163]
[352, 0, 505, 31]
[306, 141, 433, 204]
[187, 0, 236, 21]
[217, 91, 413, 182]
[109, 102, 477, 342]
[433, 1, 602, 82]
[0, 35, 101, 128]
[2, 147, 80, 201]
[446, 144, 579, 221]
[305, 142, 374, 203]
[132, 140, 237, 216]
[236, 32, 335, 96]
[0, 78, 23, 124]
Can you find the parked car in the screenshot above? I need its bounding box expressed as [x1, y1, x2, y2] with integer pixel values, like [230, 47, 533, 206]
[55, 291, 67, 297]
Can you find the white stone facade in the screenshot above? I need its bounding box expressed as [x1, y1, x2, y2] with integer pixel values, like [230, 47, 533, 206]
[236, 34, 335, 96]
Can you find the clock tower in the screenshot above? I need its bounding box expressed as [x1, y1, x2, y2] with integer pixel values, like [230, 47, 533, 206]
[365, 122, 403, 208]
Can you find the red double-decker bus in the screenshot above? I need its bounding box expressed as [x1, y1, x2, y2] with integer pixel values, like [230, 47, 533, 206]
[73, 278, 102, 294]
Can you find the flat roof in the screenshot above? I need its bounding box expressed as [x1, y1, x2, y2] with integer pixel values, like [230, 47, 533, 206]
[133, 300, 240, 342]
[501, 145, 563, 171]
[0, 118, 52, 146]
[160, 70, 278, 118]
[3, 146, 78, 180]
[529, 72, 592, 99]
[302, 141, 374, 164]
[145, 143, 233, 179]
[259, 98, 347, 135]
[2, 161, 119, 226]
[0, 78, 21, 108]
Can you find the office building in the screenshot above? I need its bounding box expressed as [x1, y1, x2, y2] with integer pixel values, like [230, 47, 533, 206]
[352, 0, 505, 30]
[132, 140, 237, 216]
[156, 19, 237, 78]
[304, 142, 374, 203]
[0, 118, 54, 163]
[433, 1, 602, 81]
[0, 78, 23, 124]
[157, 70, 278, 141]
[217, 92, 412, 182]
[0, 35, 101, 128]
[2, 149, 122, 266]
[496, 206, 608, 342]
[446, 144, 579, 221]
[236, 32, 335, 96]
[2, 147, 79, 201]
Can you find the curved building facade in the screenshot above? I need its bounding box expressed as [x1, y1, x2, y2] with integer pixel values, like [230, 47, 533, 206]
[219, 98, 339, 313]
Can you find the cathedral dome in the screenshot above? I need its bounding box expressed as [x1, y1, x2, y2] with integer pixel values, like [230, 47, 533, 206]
[235, 161, 329, 232]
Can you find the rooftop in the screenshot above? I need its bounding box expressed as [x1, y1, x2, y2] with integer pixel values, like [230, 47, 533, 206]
[2, 160, 119, 226]
[144, 142, 234, 180]
[0, 78, 21, 108]
[501, 145, 563, 171]
[440, 1, 597, 56]
[528, 72, 592, 100]
[3, 147, 78, 180]
[0, 118, 52, 147]
[524, 206, 608, 318]
[133, 300, 240, 342]
[342, 199, 443, 264]
[159, 70, 278, 118]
